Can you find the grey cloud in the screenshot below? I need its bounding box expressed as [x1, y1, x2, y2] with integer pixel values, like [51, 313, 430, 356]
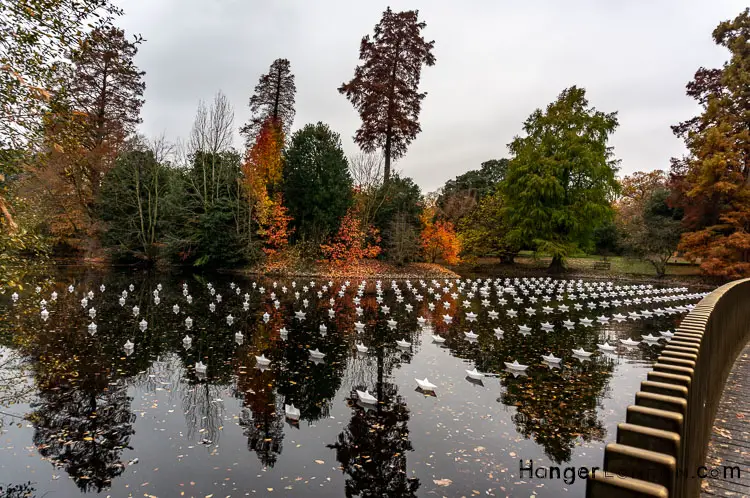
[116, 0, 746, 192]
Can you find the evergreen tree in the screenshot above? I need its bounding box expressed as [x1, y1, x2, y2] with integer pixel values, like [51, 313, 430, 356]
[282, 123, 353, 244]
[240, 59, 296, 146]
[501, 86, 620, 272]
[98, 146, 174, 262]
[339, 8, 435, 182]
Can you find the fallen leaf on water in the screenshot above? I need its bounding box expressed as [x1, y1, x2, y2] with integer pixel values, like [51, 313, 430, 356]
[314, 459, 325, 464]
[433, 478, 452, 487]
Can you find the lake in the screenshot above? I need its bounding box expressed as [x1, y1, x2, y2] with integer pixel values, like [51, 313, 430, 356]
[0, 268, 707, 497]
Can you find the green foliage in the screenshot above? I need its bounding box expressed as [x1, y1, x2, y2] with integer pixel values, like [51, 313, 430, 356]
[168, 150, 250, 268]
[386, 212, 420, 265]
[282, 123, 353, 244]
[372, 175, 423, 254]
[0, 149, 50, 288]
[436, 159, 507, 225]
[501, 86, 620, 271]
[97, 148, 174, 263]
[439, 159, 507, 205]
[457, 191, 518, 262]
[620, 188, 683, 277]
[193, 197, 248, 267]
[592, 220, 622, 257]
[0, 0, 122, 149]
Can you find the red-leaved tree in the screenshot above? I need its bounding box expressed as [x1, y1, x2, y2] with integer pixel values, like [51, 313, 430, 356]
[339, 8, 436, 182]
[321, 205, 382, 265]
[668, 9, 750, 278]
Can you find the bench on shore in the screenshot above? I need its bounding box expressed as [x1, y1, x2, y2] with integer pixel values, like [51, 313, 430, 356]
[592, 260, 611, 270]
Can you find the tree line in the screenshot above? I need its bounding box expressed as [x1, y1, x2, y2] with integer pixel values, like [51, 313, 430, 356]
[1, 2, 749, 283]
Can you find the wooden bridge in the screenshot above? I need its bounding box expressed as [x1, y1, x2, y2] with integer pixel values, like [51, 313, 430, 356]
[586, 278, 750, 498]
[700, 343, 750, 497]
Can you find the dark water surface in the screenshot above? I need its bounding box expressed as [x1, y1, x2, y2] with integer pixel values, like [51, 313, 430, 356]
[0, 268, 707, 497]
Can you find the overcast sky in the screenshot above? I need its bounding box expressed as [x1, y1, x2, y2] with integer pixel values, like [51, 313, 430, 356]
[116, 0, 745, 192]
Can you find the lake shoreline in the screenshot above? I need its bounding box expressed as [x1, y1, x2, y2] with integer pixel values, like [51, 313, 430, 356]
[42, 256, 718, 289]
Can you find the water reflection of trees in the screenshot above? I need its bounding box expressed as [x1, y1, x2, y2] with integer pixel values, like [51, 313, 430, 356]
[0, 270, 686, 493]
[0, 482, 36, 498]
[8, 277, 148, 493]
[329, 382, 419, 498]
[329, 294, 421, 497]
[29, 382, 135, 492]
[238, 366, 285, 468]
[498, 359, 613, 463]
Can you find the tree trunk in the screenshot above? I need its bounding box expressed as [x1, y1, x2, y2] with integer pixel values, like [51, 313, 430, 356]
[548, 254, 565, 273]
[383, 41, 400, 184]
[273, 66, 282, 122]
[384, 135, 391, 183]
[0, 196, 18, 234]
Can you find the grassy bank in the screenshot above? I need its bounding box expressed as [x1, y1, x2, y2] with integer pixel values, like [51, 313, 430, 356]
[451, 254, 717, 289]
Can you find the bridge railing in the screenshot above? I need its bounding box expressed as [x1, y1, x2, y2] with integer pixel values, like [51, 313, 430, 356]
[586, 278, 750, 498]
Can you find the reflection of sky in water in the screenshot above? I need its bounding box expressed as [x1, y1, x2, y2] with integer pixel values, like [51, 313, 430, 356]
[0, 269, 706, 497]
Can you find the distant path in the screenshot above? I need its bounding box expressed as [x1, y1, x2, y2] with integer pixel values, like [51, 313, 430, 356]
[701, 342, 750, 497]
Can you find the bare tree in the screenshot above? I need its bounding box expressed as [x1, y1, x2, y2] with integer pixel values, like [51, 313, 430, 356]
[349, 152, 384, 190]
[188, 91, 235, 157]
[185, 91, 238, 210]
[148, 132, 176, 165]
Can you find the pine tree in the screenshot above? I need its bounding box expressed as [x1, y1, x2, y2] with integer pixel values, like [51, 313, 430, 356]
[240, 59, 296, 146]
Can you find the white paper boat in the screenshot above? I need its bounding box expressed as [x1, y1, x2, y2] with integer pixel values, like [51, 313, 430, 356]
[597, 342, 616, 352]
[356, 343, 368, 353]
[415, 378, 437, 391]
[284, 404, 300, 421]
[572, 348, 593, 357]
[504, 360, 528, 371]
[541, 353, 562, 363]
[465, 368, 484, 380]
[309, 348, 325, 359]
[255, 354, 271, 366]
[356, 389, 377, 405]
[464, 331, 479, 340]
[431, 334, 446, 343]
[620, 338, 640, 346]
[396, 339, 411, 348]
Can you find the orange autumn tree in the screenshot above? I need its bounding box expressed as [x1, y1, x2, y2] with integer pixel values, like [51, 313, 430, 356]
[30, 105, 101, 245]
[669, 9, 750, 278]
[420, 209, 461, 264]
[257, 196, 294, 259]
[321, 205, 382, 265]
[241, 117, 290, 255]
